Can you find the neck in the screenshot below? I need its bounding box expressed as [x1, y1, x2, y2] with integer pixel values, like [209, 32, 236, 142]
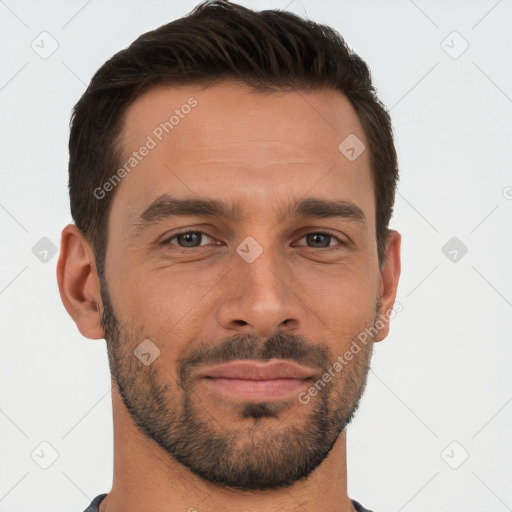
[100, 388, 356, 512]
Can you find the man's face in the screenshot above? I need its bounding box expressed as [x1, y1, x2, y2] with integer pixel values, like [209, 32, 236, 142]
[100, 81, 385, 490]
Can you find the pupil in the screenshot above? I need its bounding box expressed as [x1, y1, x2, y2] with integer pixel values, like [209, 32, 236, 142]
[180, 232, 200, 247]
[308, 233, 329, 248]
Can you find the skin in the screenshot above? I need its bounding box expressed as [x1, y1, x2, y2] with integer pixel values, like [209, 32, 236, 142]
[57, 81, 401, 512]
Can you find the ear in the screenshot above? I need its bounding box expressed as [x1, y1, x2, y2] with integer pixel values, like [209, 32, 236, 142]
[374, 229, 401, 342]
[56, 224, 105, 340]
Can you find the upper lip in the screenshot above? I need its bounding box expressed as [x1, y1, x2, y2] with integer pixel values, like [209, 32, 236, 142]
[198, 359, 316, 380]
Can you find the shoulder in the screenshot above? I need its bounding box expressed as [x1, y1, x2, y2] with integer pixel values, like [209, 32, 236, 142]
[351, 498, 375, 512]
[82, 493, 108, 512]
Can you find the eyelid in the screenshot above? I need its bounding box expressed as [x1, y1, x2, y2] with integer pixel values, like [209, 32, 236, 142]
[162, 229, 217, 247]
[293, 231, 348, 247]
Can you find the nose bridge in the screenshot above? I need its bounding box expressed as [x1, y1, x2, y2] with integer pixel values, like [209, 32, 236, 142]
[240, 240, 286, 303]
[217, 235, 304, 336]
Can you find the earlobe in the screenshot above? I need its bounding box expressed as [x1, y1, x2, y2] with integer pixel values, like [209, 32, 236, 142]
[374, 229, 401, 343]
[56, 224, 105, 340]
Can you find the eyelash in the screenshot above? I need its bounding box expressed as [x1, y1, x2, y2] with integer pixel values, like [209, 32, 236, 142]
[161, 229, 348, 251]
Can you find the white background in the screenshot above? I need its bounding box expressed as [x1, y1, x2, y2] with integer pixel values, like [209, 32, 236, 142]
[1, 1, 511, 511]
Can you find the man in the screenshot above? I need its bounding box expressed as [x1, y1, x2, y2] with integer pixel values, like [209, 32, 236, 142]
[57, 1, 401, 511]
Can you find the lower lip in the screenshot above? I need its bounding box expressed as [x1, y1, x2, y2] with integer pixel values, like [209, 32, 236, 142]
[202, 377, 311, 400]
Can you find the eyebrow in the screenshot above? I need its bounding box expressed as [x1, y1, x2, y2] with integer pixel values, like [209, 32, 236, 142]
[131, 194, 366, 235]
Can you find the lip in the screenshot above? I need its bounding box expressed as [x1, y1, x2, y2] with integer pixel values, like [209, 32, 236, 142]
[198, 359, 316, 380]
[198, 359, 316, 401]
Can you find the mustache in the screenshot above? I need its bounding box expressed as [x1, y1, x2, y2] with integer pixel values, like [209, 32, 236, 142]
[177, 332, 332, 388]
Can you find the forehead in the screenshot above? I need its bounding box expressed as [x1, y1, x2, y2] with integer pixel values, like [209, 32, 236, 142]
[110, 81, 374, 230]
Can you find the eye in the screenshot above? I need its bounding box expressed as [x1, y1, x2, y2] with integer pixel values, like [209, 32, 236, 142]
[162, 230, 217, 249]
[161, 230, 347, 251]
[294, 232, 347, 249]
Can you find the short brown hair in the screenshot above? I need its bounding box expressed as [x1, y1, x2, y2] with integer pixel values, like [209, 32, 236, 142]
[68, 0, 399, 277]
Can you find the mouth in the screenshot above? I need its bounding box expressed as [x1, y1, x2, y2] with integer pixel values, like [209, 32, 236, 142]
[198, 359, 315, 400]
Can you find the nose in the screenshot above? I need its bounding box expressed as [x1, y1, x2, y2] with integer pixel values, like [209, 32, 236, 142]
[216, 244, 306, 338]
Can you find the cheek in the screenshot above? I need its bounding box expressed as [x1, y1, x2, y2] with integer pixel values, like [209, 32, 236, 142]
[295, 257, 377, 308]
[130, 266, 221, 343]
[293, 263, 378, 347]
